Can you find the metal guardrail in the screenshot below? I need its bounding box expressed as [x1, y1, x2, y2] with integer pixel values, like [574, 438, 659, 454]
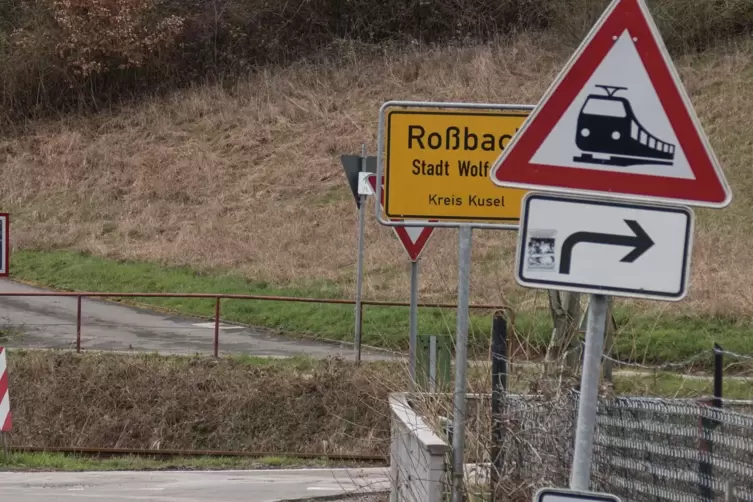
[0, 291, 505, 357]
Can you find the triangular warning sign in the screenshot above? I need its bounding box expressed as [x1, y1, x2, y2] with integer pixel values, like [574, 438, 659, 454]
[367, 175, 435, 261]
[490, 0, 732, 208]
[396, 224, 434, 262]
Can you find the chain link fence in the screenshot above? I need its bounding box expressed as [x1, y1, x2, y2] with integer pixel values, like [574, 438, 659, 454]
[492, 393, 753, 502]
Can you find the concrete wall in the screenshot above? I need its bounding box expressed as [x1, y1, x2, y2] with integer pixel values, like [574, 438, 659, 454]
[389, 393, 450, 502]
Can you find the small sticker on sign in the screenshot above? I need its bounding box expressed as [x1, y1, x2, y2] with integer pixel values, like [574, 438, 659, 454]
[358, 173, 375, 196]
[526, 230, 557, 271]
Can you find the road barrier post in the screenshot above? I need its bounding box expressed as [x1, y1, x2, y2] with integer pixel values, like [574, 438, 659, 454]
[0, 346, 12, 456]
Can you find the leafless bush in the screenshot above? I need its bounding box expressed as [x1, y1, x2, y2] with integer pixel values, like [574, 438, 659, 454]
[0, 0, 752, 122]
[397, 356, 582, 502]
[48, 0, 184, 78]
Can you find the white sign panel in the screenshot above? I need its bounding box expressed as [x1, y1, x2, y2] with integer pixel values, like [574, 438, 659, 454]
[516, 192, 693, 301]
[535, 487, 622, 502]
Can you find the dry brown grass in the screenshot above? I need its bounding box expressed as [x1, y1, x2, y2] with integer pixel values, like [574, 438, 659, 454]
[1, 35, 753, 316]
[6, 350, 405, 454]
[2, 348, 537, 456]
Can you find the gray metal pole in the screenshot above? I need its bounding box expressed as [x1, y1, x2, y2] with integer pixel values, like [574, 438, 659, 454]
[409, 259, 419, 387]
[451, 225, 472, 502]
[353, 144, 367, 364]
[570, 293, 608, 491]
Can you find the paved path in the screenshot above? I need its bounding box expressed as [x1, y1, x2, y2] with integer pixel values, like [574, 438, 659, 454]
[1, 281, 742, 383]
[0, 280, 394, 360]
[0, 467, 390, 502]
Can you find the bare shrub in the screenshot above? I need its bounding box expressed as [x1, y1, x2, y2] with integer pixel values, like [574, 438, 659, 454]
[49, 0, 184, 78]
[1, 0, 752, 121]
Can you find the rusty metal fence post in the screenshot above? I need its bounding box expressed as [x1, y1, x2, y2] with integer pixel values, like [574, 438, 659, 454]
[213, 297, 221, 358]
[76, 295, 82, 353]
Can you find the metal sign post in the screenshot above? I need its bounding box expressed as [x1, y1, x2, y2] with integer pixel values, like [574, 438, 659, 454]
[450, 224, 472, 502]
[366, 174, 434, 379]
[341, 148, 377, 363]
[353, 145, 367, 363]
[409, 259, 419, 386]
[570, 294, 608, 490]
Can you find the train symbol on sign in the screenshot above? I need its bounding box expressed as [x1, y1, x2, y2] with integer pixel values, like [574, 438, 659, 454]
[573, 85, 676, 167]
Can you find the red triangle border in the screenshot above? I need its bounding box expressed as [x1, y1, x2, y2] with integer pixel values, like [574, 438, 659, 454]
[367, 175, 435, 262]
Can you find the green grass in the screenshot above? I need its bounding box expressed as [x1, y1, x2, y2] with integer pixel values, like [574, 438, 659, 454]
[611, 309, 753, 367]
[0, 451, 361, 471]
[9, 249, 753, 365]
[8, 250, 497, 352]
[613, 372, 753, 400]
[0, 327, 23, 344]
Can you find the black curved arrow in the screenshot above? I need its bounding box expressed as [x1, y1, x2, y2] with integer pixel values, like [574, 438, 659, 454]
[559, 220, 654, 275]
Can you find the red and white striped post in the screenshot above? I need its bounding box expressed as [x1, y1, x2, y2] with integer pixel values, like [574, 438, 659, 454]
[0, 346, 11, 456]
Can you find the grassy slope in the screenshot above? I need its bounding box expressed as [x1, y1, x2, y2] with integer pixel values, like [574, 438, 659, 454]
[2, 35, 753, 363]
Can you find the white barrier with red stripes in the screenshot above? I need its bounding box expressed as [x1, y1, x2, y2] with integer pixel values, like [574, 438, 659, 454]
[0, 347, 11, 432]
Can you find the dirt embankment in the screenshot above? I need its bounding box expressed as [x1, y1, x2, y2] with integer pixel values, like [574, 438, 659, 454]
[6, 351, 403, 455]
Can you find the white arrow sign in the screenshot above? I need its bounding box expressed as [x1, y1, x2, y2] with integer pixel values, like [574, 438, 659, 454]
[515, 192, 693, 301]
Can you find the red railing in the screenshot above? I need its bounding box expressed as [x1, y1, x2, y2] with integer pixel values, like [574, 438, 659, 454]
[0, 291, 504, 359]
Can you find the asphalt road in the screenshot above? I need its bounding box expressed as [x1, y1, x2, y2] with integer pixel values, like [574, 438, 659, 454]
[0, 280, 393, 360]
[0, 467, 390, 502]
